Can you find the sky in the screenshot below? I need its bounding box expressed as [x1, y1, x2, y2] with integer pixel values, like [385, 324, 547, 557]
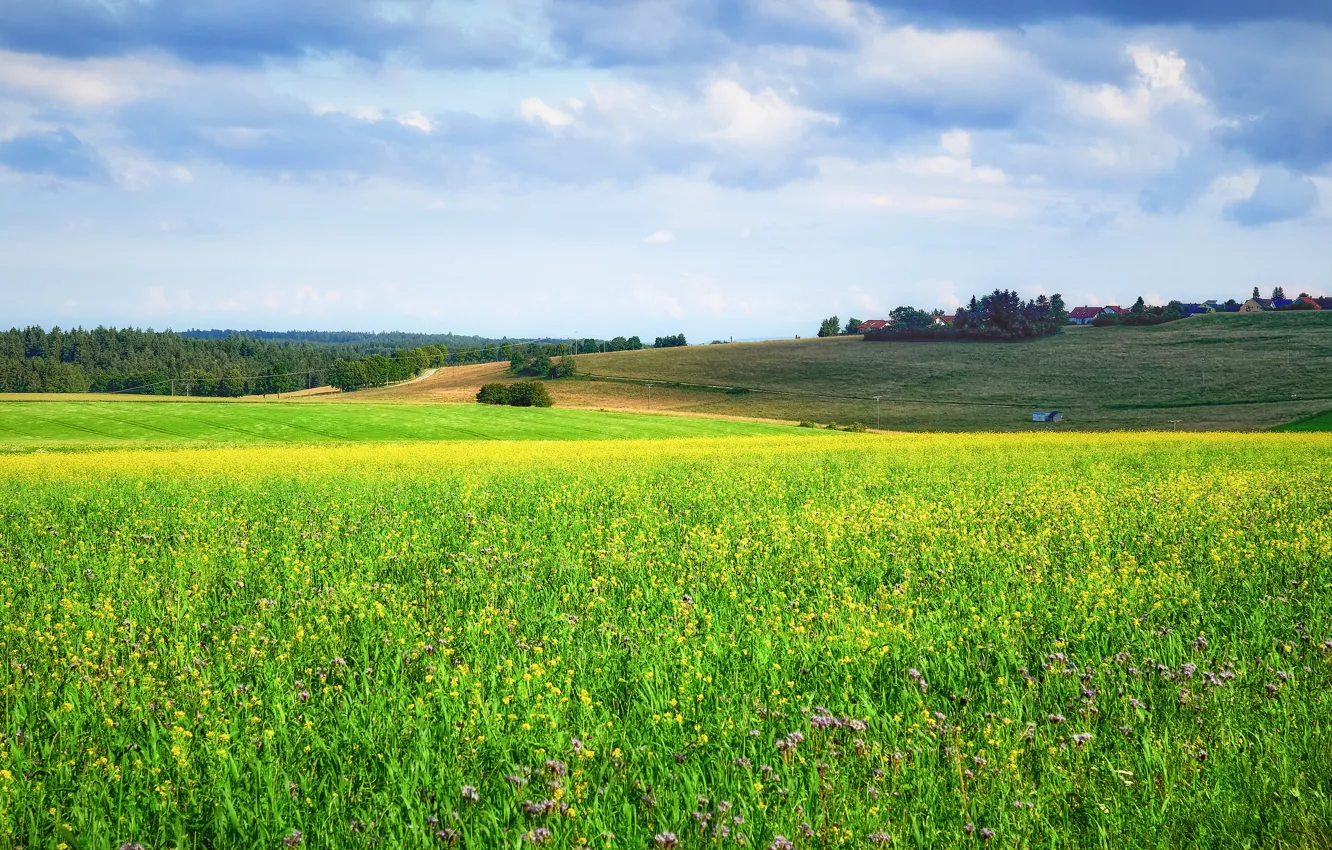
[1, 0, 1329, 341]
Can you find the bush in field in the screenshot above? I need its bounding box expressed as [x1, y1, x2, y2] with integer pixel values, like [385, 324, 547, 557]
[507, 381, 553, 407]
[476, 383, 511, 405]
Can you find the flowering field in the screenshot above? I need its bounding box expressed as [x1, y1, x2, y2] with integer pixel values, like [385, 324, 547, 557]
[1, 434, 1330, 849]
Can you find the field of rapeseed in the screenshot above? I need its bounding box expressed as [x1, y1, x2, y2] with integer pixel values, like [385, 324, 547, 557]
[1, 434, 1330, 849]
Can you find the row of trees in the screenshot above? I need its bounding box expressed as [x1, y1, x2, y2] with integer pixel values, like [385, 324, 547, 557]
[653, 334, 688, 348]
[864, 291, 1068, 341]
[182, 329, 505, 355]
[816, 317, 865, 337]
[0, 326, 359, 394]
[476, 382, 554, 407]
[327, 350, 441, 392]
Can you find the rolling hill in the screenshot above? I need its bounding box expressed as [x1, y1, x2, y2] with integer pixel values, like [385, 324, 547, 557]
[360, 311, 1332, 431]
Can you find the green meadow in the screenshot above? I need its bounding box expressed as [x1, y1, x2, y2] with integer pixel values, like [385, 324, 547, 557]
[1, 433, 1330, 848]
[0, 401, 795, 450]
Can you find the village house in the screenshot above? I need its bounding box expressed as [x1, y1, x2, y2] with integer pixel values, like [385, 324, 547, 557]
[1067, 307, 1102, 325]
[1239, 299, 1264, 313]
[1295, 296, 1322, 310]
[855, 319, 889, 332]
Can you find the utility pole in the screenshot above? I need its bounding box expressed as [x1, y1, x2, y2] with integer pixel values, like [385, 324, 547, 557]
[874, 396, 883, 429]
[646, 383, 652, 411]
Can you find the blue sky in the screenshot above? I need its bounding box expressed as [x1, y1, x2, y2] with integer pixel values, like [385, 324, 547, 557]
[1, 0, 1328, 340]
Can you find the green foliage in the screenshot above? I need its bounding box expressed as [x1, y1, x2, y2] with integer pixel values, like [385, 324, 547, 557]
[510, 348, 553, 378]
[653, 334, 688, 348]
[0, 326, 452, 395]
[817, 316, 840, 338]
[843, 317, 863, 335]
[888, 306, 935, 331]
[868, 290, 1067, 341]
[182, 328, 507, 355]
[476, 383, 511, 405]
[1, 435, 1330, 846]
[507, 381, 554, 407]
[552, 357, 577, 379]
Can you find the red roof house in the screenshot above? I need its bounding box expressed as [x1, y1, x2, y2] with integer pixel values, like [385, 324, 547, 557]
[856, 320, 889, 332]
[1068, 307, 1102, 325]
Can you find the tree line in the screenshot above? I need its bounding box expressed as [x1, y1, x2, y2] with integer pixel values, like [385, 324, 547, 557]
[0, 326, 362, 395]
[182, 329, 508, 355]
[1, 326, 685, 395]
[864, 291, 1069, 341]
[817, 317, 865, 337]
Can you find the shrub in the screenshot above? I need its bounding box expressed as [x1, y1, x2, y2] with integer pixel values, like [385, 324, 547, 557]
[476, 383, 511, 405]
[844, 422, 868, 433]
[508, 381, 553, 408]
[798, 421, 818, 429]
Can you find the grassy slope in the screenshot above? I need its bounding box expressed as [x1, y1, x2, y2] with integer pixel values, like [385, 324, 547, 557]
[0, 401, 799, 449]
[1273, 409, 1332, 431]
[563, 312, 1332, 430]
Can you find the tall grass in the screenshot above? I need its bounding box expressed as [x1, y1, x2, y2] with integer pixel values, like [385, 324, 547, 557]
[1, 434, 1330, 848]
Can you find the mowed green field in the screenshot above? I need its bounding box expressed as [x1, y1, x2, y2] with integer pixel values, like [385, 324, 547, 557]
[1, 433, 1330, 848]
[573, 311, 1332, 430]
[1274, 409, 1332, 431]
[0, 401, 796, 449]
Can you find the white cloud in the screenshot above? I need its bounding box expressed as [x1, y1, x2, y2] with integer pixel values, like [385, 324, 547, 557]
[1065, 45, 1206, 127]
[702, 79, 838, 147]
[940, 130, 972, 158]
[519, 97, 575, 127]
[397, 111, 433, 133]
[0, 50, 143, 107]
[645, 229, 676, 243]
[925, 281, 964, 310]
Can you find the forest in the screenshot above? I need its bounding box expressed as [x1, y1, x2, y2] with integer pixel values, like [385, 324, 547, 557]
[0, 326, 367, 394]
[0, 327, 658, 394]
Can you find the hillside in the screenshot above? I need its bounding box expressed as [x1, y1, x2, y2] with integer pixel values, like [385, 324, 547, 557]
[372, 312, 1332, 430]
